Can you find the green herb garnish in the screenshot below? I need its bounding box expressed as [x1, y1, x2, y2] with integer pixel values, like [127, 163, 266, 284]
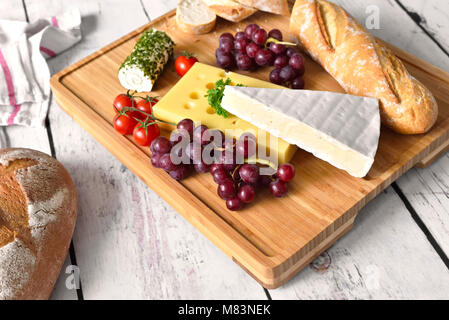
[205, 78, 242, 118]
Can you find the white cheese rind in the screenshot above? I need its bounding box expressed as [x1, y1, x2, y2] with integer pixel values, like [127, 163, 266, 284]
[221, 86, 380, 177]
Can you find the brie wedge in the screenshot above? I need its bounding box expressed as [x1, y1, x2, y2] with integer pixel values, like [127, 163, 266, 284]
[221, 86, 380, 178]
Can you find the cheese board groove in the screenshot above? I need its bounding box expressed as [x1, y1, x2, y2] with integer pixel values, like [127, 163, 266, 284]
[50, 9, 449, 288]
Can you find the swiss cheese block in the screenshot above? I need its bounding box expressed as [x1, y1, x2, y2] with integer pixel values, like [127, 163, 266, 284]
[153, 63, 297, 163]
[221, 86, 381, 178]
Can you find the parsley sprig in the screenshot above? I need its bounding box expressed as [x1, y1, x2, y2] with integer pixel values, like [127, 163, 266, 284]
[205, 78, 241, 118]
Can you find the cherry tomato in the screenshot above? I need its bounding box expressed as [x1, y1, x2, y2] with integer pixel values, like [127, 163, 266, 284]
[175, 52, 199, 77]
[133, 122, 161, 146]
[134, 97, 158, 121]
[113, 114, 138, 135]
[113, 94, 136, 113]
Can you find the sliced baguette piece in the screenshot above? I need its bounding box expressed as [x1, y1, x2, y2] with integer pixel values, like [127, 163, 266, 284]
[203, 0, 258, 23]
[176, 0, 217, 35]
[235, 0, 289, 15]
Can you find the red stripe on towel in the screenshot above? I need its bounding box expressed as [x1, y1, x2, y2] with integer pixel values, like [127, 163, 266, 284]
[0, 49, 21, 125]
[51, 16, 59, 28]
[40, 46, 56, 57]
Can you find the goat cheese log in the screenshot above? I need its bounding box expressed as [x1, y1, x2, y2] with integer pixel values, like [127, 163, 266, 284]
[290, 0, 438, 134]
[119, 29, 174, 92]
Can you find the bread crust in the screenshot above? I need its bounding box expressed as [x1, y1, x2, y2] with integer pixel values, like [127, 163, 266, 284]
[290, 0, 438, 134]
[203, 0, 258, 22]
[176, 0, 217, 35]
[236, 0, 289, 16]
[0, 148, 77, 300]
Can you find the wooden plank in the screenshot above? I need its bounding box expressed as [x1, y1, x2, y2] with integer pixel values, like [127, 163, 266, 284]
[269, 188, 449, 299]
[0, 0, 78, 301]
[390, 0, 449, 257]
[50, 6, 449, 289]
[29, 0, 266, 299]
[269, 0, 449, 298]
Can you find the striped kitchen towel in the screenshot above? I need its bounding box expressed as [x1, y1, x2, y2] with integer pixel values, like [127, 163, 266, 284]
[0, 9, 81, 127]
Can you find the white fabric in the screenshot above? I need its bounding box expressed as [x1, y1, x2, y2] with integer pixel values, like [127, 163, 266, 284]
[0, 9, 81, 127]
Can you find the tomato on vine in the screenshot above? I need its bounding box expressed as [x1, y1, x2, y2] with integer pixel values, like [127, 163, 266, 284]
[113, 113, 138, 135]
[133, 118, 161, 146]
[134, 96, 159, 121]
[175, 52, 199, 77]
[113, 92, 136, 113]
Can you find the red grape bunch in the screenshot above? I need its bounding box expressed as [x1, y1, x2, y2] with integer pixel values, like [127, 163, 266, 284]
[150, 118, 297, 211]
[216, 24, 305, 89]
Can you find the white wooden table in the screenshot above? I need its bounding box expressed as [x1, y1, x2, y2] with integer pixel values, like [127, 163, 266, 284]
[1, 0, 449, 300]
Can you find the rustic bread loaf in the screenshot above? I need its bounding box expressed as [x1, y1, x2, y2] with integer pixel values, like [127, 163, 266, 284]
[176, 0, 217, 35]
[289, 0, 438, 134]
[0, 148, 77, 300]
[203, 0, 258, 23]
[235, 0, 289, 16]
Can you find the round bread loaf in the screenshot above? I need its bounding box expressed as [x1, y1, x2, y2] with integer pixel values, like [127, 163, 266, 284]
[0, 148, 77, 300]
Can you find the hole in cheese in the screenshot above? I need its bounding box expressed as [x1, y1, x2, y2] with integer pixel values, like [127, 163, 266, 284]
[206, 107, 216, 114]
[206, 83, 215, 90]
[190, 92, 199, 99]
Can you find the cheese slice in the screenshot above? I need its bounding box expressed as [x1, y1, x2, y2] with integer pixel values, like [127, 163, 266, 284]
[153, 63, 297, 164]
[221, 86, 380, 177]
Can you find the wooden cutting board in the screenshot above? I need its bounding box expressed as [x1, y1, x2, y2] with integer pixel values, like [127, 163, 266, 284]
[50, 10, 449, 289]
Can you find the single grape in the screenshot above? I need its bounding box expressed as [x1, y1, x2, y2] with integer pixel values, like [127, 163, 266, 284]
[210, 163, 225, 174]
[291, 77, 305, 89]
[169, 165, 189, 181]
[255, 49, 274, 67]
[277, 163, 296, 182]
[236, 134, 256, 158]
[160, 153, 177, 172]
[289, 53, 305, 71]
[239, 164, 260, 184]
[218, 180, 237, 200]
[235, 31, 246, 41]
[216, 48, 227, 58]
[219, 150, 237, 171]
[213, 169, 231, 184]
[219, 39, 234, 53]
[216, 52, 235, 69]
[286, 47, 297, 57]
[245, 42, 260, 59]
[280, 65, 295, 82]
[177, 118, 194, 139]
[252, 29, 267, 46]
[269, 179, 288, 197]
[236, 54, 253, 71]
[194, 161, 210, 173]
[238, 184, 256, 203]
[269, 68, 282, 85]
[193, 125, 210, 145]
[150, 153, 163, 168]
[219, 33, 234, 44]
[150, 136, 172, 155]
[274, 55, 289, 69]
[268, 29, 283, 41]
[269, 42, 285, 55]
[234, 38, 249, 53]
[245, 24, 260, 40]
[226, 197, 243, 211]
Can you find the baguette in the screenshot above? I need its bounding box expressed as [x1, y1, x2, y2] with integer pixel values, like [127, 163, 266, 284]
[0, 148, 77, 300]
[235, 0, 289, 16]
[290, 0, 438, 134]
[203, 0, 258, 23]
[176, 0, 217, 35]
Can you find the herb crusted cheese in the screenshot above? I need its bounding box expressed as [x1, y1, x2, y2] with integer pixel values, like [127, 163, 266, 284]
[119, 29, 175, 92]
